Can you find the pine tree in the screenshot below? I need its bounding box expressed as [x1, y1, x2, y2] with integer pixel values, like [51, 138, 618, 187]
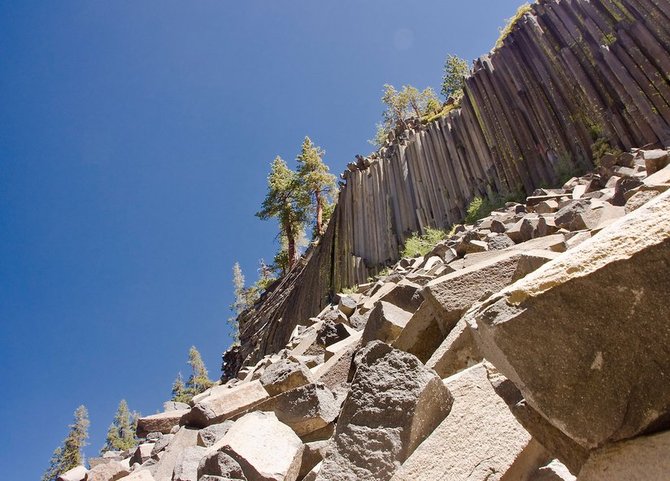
[42, 405, 90, 481]
[101, 400, 137, 453]
[441, 54, 470, 101]
[296, 137, 337, 237]
[171, 372, 190, 403]
[227, 262, 246, 342]
[256, 156, 310, 270]
[186, 346, 214, 396]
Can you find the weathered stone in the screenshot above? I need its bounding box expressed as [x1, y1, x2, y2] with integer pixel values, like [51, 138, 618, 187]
[466, 190, 670, 448]
[57, 466, 88, 481]
[218, 411, 304, 481]
[298, 440, 330, 481]
[531, 460, 575, 481]
[421, 251, 523, 334]
[316, 342, 452, 481]
[337, 296, 357, 317]
[625, 189, 660, 213]
[316, 320, 349, 347]
[361, 301, 413, 344]
[535, 199, 559, 214]
[197, 421, 235, 447]
[391, 363, 548, 481]
[488, 233, 516, 250]
[578, 430, 670, 481]
[359, 282, 397, 313]
[186, 381, 270, 428]
[324, 329, 361, 361]
[251, 383, 339, 437]
[198, 451, 247, 480]
[136, 409, 189, 437]
[392, 301, 443, 363]
[314, 343, 356, 398]
[486, 368, 588, 475]
[259, 358, 314, 397]
[378, 281, 422, 313]
[130, 443, 155, 465]
[150, 433, 174, 455]
[554, 201, 601, 231]
[148, 426, 199, 481]
[425, 319, 481, 378]
[173, 446, 207, 481]
[163, 401, 190, 412]
[84, 461, 129, 481]
[511, 249, 561, 282]
[116, 471, 155, 481]
[642, 149, 669, 175]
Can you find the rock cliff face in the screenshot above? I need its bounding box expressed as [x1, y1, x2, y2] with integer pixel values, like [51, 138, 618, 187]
[236, 0, 670, 367]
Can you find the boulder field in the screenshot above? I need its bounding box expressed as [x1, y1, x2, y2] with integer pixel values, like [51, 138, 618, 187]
[60, 149, 670, 481]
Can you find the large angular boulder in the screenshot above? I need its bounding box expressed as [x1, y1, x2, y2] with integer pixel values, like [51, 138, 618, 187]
[136, 409, 189, 437]
[251, 383, 339, 437]
[391, 363, 549, 481]
[172, 446, 207, 481]
[466, 190, 670, 448]
[259, 358, 314, 396]
[316, 342, 453, 481]
[424, 319, 481, 378]
[361, 301, 413, 344]
[578, 430, 670, 480]
[421, 251, 523, 333]
[147, 427, 199, 481]
[197, 421, 235, 447]
[392, 301, 443, 363]
[185, 380, 269, 428]
[85, 460, 129, 481]
[130, 443, 155, 465]
[198, 451, 247, 480]
[217, 411, 304, 481]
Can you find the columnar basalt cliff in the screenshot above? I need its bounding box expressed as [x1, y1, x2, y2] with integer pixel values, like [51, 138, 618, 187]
[233, 0, 670, 369]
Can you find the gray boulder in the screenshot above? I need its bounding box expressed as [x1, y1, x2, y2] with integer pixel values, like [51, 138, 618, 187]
[361, 301, 413, 345]
[316, 342, 452, 481]
[198, 451, 247, 480]
[467, 189, 670, 448]
[259, 358, 314, 397]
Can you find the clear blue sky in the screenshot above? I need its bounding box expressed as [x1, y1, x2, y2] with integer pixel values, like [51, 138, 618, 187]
[0, 1, 522, 478]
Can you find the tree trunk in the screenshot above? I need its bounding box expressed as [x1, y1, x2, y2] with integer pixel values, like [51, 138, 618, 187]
[315, 190, 323, 236]
[284, 217, 296, 269]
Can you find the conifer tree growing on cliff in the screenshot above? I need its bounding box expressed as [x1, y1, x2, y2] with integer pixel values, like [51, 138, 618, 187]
[169, 347, 214, 403]
[296, 136, 337, 237]
[257, 156, 309, 271]
[171, 372, 190, 403]
[187, 346, 214, 395]
[42, 405, 90, 481]
[227, 261, 246, 342]
[101, 399, 137, 453]
[441, 54, 469, 101]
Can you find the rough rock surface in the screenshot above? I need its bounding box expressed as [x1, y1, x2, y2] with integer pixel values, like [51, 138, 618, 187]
[136, 409, 189, 437]
[467, 190, 670, 448]
[252, 383, 339, 437]
[578, 431, 670, 481]
[259, 358, 314, 396]
[316, 342, 452, 481]
[186, 381, 269, 428]
[361, 301, 413, 344]
[392, 363, 548, 481]
[217, 411, 304, 481]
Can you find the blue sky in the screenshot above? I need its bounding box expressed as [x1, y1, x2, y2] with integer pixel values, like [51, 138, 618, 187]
[0, 1, 522, 478]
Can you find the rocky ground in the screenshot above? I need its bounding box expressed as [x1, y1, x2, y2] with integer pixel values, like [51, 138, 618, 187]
[58, 147, 670, 481]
